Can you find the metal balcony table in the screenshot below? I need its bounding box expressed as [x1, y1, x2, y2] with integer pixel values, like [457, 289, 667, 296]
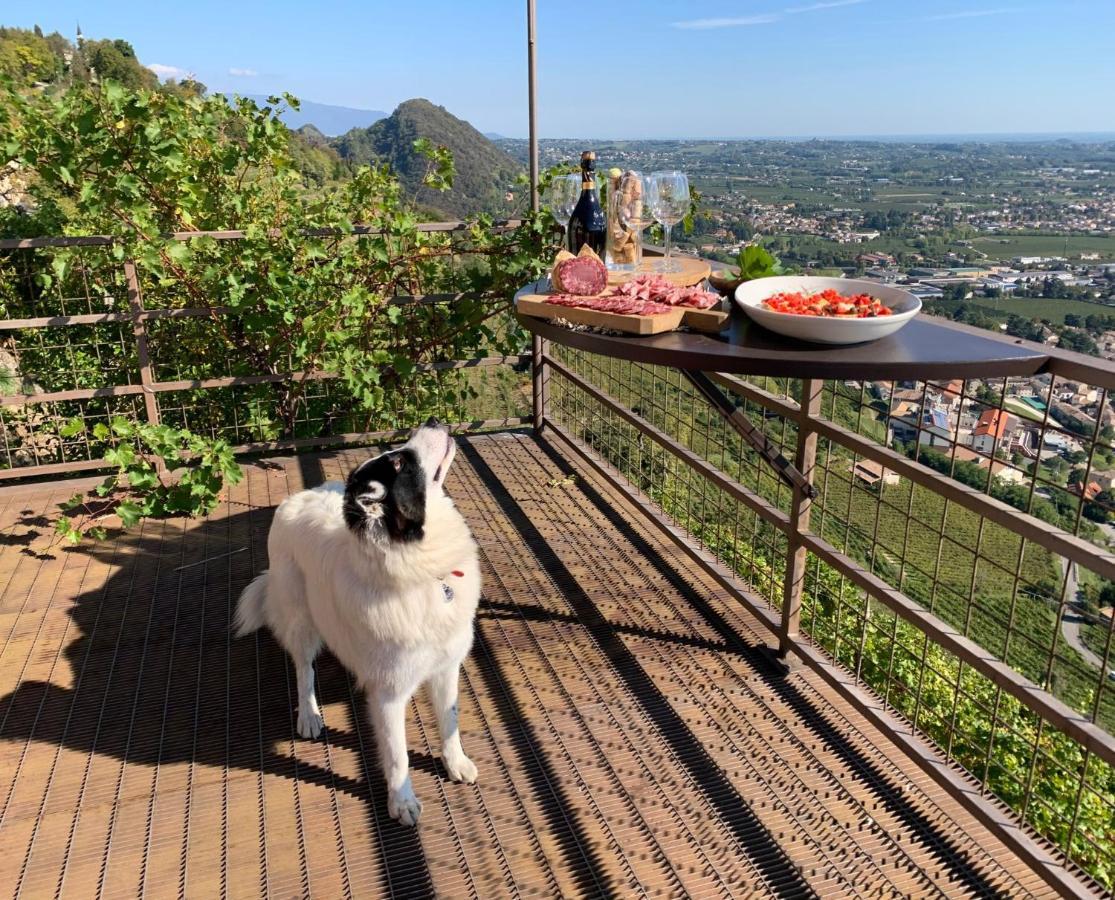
[516, 282, 1051, 497]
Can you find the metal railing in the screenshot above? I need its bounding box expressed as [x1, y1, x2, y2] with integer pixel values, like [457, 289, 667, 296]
[535, 320, 1115, 896]
[2, 228, 1113, 893]
[0, 223, 531, 478]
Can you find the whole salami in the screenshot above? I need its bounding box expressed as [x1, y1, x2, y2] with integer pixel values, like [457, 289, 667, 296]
[553, 245, 607, 297]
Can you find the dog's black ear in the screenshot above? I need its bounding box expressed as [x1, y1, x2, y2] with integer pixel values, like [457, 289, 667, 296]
[388, 473, 426, 541]
[343, 454, 392, 533]
[385, 450, 423, 542]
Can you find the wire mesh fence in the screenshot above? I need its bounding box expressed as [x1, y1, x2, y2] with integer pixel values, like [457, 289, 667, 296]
[547, 342, 1115, 891]
[0, 229, 532, 478]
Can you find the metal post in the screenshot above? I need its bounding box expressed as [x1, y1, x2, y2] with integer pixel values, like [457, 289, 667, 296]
[780, 378, 823, 659]
[532, 333, 548, 433]
[527, 0, 547, 433]
[526, 0, 539, 213]
[124, 259, 160, 428]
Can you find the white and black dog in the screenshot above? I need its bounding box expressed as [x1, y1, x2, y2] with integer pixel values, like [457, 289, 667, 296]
[234, 419, 480, 825]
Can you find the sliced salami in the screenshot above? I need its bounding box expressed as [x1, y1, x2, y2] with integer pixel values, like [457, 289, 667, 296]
[542, 293, 676, 317]
[554, 253, 607, 296]
[542, 263, 719, 318]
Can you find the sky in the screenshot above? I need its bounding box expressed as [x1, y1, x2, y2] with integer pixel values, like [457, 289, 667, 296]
[9, 1, 1115, 138]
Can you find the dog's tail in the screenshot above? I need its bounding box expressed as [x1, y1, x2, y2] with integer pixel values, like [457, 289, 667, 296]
[233, 571, 269, 637]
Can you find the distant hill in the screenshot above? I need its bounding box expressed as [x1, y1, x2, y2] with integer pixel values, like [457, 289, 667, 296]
[332, 99, 522, 218]
[243, 94, 387, 136]
[295, 123, 331, 148]
[288, 125, 346, 186]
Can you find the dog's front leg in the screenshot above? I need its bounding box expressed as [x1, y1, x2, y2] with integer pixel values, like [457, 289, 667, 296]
[428, 666, 477, 784]
[368, 690, 421, 826]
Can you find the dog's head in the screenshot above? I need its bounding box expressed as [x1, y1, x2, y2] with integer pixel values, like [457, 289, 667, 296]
[343, 418, 456, 543]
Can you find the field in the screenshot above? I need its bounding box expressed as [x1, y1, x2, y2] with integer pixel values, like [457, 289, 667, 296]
[970, 233, 1115, 262]
[967, 294, 1115, 321]
[1004, 397, 1046, 423]
[924, 294, 1115, 325]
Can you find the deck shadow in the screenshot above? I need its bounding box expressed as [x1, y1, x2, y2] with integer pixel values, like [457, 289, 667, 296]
[531, 433, 1009, 897]
[462, 439, 817, 899]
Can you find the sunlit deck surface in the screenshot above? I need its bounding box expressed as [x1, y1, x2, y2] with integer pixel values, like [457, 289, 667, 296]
[0, 432, 1067, 899]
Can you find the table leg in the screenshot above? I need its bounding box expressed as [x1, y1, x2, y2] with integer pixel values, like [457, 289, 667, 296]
[680, 370, 817, 500]
[780, 378, 823, 659]
[532, 334, 548, 433]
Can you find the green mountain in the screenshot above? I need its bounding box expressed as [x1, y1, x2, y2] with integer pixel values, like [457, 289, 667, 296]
[289, 125, 346, 187]
[295, 123, 331, 149]
[332, 98, 521, 218]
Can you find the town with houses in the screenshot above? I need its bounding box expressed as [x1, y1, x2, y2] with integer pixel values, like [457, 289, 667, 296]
[854, 373, 1112, 501]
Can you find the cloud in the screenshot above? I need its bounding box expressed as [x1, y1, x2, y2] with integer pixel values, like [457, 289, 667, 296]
[145, 63, 187, 79]
[923, 7, 1017, 20]
[786, 0, 867, 12]
[671, 14, 779, 29]
[672, 0, 866, 29]
[228, 67, 259, 77]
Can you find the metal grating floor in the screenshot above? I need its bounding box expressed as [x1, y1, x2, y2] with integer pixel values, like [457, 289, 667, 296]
[0, 432, 1068, 898]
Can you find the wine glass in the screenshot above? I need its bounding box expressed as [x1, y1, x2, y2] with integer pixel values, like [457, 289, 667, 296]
[649, 171, 689, 273]
[614, 172, 655, 272]
[546, 174, 581, 249]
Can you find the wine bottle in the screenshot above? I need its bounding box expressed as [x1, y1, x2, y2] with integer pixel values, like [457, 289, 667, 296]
[568, 150, 607, 255]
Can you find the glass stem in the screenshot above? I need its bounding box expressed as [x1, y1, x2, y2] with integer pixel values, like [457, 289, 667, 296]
[664, 224, 672, 261]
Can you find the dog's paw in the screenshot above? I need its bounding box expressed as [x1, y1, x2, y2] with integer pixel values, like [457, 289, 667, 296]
[444, 753, 478, 784]
[388, 787, 423, 826]
[297, 707, 324, 740]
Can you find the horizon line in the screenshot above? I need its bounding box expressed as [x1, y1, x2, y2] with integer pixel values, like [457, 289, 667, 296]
[491, 130, 1115, 143]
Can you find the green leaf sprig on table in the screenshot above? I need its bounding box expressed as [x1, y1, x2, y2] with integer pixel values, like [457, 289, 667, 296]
[734, 243, 790, 281]
[55, 416, 243, 544]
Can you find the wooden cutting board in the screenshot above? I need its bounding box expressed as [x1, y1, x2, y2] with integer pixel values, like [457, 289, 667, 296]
[517, 294, 684, 334]
[517, 294, 730, 336]
[683, 306, 730, 333]
[606, 256, 710, 287]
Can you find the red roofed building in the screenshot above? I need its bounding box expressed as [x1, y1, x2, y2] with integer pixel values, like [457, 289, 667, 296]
[1071, 480, 1103, 501]
[933, 379, 965, 411]
[972, 409, 1009, 455]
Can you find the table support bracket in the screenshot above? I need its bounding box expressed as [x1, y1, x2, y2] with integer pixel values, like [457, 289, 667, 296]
[681, 369, 817, 500]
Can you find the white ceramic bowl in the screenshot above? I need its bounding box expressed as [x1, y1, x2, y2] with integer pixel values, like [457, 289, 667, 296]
[733, 276, 921, 345]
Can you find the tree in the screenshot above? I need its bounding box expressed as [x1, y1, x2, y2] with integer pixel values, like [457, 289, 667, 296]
[0, 79, 553, 539]
[1099, 581, 1115, 608]
[160, 78, 207, 99]
[1058, 328, 1098, 355]
[0, 26, 63, 85]
[82, 39, 157, 91]
[1084, 490, 1114, 524]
